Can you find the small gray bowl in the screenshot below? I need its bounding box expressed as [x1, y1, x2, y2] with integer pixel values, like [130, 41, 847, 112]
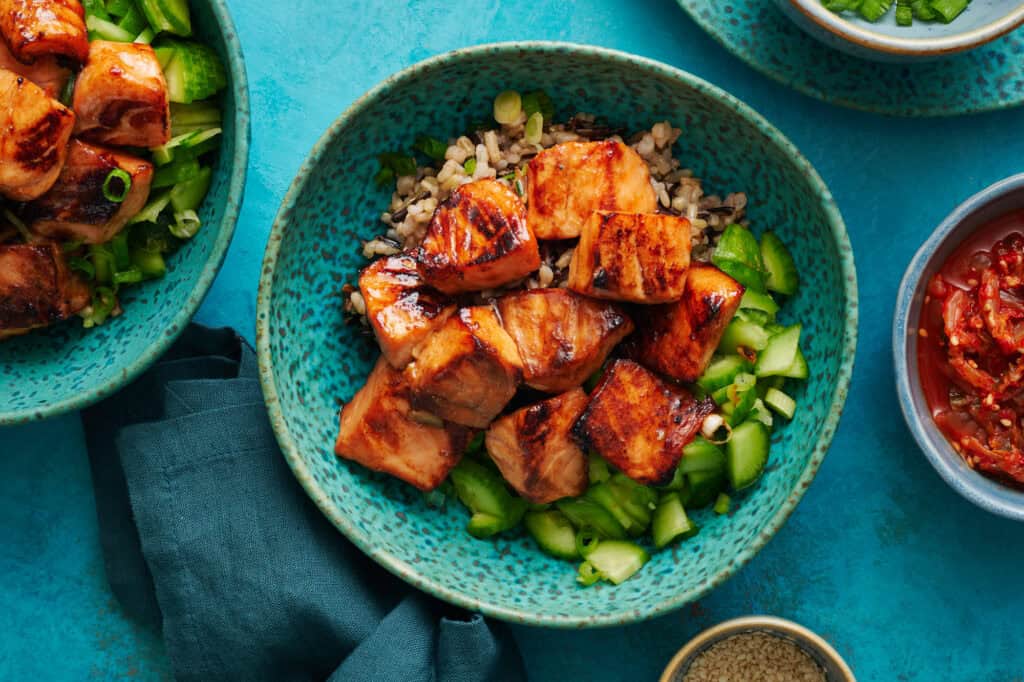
[660, 616, 855, 681]
[894, 174, 1024, 521]
[776, 0, 1024, 61]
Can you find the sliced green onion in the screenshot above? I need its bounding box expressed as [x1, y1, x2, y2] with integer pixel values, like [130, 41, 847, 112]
[130, 190, 172, 225]
[524, 112, 543, 145]
[102, 168, 132, 203]
[413, 135, 447, 162]
[575, 528, 600, 558]
[112, 267, 144, 285]
[714, 493, 731, 515]
[81, 286, 117, 328]
[463, 158, 477, 175]
[576, 561, 602, 586]
[170, 209, 201, 239]
[514, 178, 524, 196]
[493, 90, 522, 125]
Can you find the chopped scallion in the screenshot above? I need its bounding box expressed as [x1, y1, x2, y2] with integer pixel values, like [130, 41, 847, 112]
[492, 90, 522, 125]
[112, 267, 144, 285]
[524, 112, 543, 145]
[102, 168, 132, 203]
[463, 158, 477, 175]
[170, 209, 201, 239]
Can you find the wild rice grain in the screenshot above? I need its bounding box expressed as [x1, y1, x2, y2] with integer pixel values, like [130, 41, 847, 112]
[683, 632, 827, 682]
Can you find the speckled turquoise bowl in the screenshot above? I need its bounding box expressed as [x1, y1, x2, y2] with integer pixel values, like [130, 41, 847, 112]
[0, 0, 249, 425]
[257, 43, 858, 627]
[779, 0, 1024, 61]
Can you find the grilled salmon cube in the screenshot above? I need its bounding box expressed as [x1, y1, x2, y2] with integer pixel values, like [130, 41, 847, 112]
[497, 288, 634, 393]
[73, 40, 170, 149]
[0, 39, 70, 97]
[568, 211, 692, 304]
[405, 306, 523, 428]
[0, 68, 75, 201]
[485, 388, 590, 504]
[0, 241, 88, 339]
[416, 178, 540, 294]
[335, 356, 471, 491]
[358, 255, 457, 369]
[0, 0, 88, 64]
[526, 140, 658, 240]
[632, 264, 744, 382]
[23, 140, 153, 244]
[574, 359, 714, 485]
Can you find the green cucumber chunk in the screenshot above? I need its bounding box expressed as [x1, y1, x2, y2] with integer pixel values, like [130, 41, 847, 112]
[780, 347, 809, 380]
[739, 289, 779, 318]
[607, 474, 657, 530]
[750, 398, 774, 429]
[679, 437, 726, 475]
[138, 0, 192, 36]
[524, 510, 579, 560]
[713, 493, 732, 515]
[715, 258, 766, 293]
[585, 483, 643, 537]
[765, 387, 797, 420]
[169, 166, 212, 212]
[713, 224, 764, 270]
[450, 460, 526, 536]
[652, 493, 699, 548]
[588, 452, 611, 484]
[581, 540, 649, 585]
[755, 325, 801, 377]
[686, 467, 726, 509]
[727, 420, 770, 490]
[697, 355, 753, 393]
[556, 498, 627, 540]
[760, 231, 799, 296]
[719, 318, 770, 352]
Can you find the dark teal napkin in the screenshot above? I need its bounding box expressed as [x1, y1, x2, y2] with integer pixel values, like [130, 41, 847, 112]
[81, 324, 524, 682]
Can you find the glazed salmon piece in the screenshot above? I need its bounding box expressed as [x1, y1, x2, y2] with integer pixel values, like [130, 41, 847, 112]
[485, 388, 590, 504]
[358, 255, 457, 369]
[23, 140, 153, 244]
[0, 39, 69, 97]
[335, 356, 471, 491]
[526, 140, 657, 240]
[497, 288, 634, 393]
[405, 306, 523, 428]
[631, 264, 745, 382]
[73, 40, 171, 149]
[574, 359, 714, 485]
[0, 0, 88, 64]
[0, 68, 75, 201]
[0, 241, 88, 339]
[416, 179, 540, 294]
[568, 211, 692, 304]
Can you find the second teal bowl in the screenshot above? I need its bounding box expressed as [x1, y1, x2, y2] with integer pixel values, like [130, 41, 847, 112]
[257, 42, 858, 627]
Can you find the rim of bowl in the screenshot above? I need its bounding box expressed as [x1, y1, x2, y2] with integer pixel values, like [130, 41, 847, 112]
[658, 616, 856, 681]
[893, 173, 1024, 521]
[256, 41, 859, 628]
[788, 0, 1024, 56]
[0, 0, 250, 426]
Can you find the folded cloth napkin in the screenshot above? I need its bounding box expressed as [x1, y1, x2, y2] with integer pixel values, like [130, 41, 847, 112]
[81, 324, 525, 682]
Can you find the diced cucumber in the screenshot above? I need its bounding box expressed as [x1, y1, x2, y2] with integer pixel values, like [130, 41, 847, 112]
[607, 474, 658, 530]
[755, 325, 801, 377]
[169, 166, 212, 212]
[765, 387, 797, 420]
[652, 493, 699, 548]
[585, 483, 643, 537]
[760, 231, 799, 296]
[726, 420, 770, 490]
[450, 459, 526, 537]
[106, 0, 135, 17]
[116, 5, 149, 35]
[556, 499, 627, 540]
[524, 510, 579, 560]
[129, 190, 172, 224]
[83, 0, 110, 20]
[715, 258, 766, 293]
[686, 467, 726, 509]
[780, 347, 809, 380]
[86, 14, 135, 42]
[138, 0, 192, 36]
[750, 399, 774, 429]
[154, 45, 176, 69]
[714, 224, 764, 270]
[580, 540, 649, 585]
[153, 157, 200, 189]
[158, 40, 226, 103]
[711, 385, 731, 406]
[135, 27, 155, 44]
[697, 355, 753, 393]
[130, 248, 166, 279]
[467, 513, 505, 539]
[739, 289, 779, 318]
[679, 437, 726, 475]
[659, 464, 688, 492]
[719, 318, 769, 352]
[170, 102, 221, 135]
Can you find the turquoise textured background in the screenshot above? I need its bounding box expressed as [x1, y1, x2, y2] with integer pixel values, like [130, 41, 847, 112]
[1, 0, 1022, 680]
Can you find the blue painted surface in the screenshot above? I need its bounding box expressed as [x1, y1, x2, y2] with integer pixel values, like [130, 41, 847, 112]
[1, 0, 1022, 680]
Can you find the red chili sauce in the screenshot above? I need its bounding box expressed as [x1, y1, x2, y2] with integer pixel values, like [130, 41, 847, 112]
[917, 209, 1024, 486]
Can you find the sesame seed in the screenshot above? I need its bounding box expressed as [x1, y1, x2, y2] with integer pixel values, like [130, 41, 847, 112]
[683, 632, 826, 682]
[918, 328, 928, 338]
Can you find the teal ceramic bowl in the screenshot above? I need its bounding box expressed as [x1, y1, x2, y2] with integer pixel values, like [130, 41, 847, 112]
[0, 0, 249, 425]
[778, 0, 1024, 61]
[257, 43, 858, 627]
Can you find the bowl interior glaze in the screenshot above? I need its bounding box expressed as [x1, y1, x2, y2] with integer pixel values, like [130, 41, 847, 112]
[258, 43, 857, 627]
[894, 174, 1024, 520]
[0, 0, 249, 424]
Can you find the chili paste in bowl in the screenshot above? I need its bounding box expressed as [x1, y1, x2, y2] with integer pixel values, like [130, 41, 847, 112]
[896, 174, 1024, 519]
